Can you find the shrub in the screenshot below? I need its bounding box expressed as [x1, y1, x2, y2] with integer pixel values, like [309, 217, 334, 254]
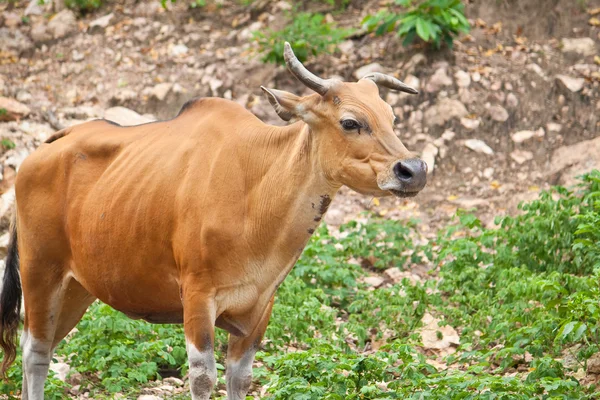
[65, 0, 102, 12]
[253, 12, 353, 64]
[362, 0, 470, 48]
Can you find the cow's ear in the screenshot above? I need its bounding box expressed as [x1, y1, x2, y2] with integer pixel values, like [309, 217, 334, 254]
[260, 87, 302, 122]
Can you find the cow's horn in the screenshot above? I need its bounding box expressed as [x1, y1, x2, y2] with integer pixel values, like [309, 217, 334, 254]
[361, 72, 419, 95]
[283, 42, 331, 96]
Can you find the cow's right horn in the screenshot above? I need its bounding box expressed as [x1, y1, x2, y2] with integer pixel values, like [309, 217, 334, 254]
[283, 42, 332, 96]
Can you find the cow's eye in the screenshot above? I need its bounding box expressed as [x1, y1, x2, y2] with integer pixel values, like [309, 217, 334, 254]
[340, 119, 360, 131]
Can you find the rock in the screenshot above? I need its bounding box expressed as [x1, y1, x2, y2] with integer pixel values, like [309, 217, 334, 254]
[49, 362, 70, 382]
[482, 167, 494, 179]
[421, 143, 438, 175]
[424, 99, 468, 127]
[363, 276, 384, 288]
[18, 121, 55, 142]
[555, 75, 585, 93]
[510, 149, 533, 164]
[419, 313, 460, 351]
[104, 107, 155, 126]
[353, 63, 384, 79]
[30, 23, 51, 43]
[0, 97, 31, 121]
[47, 10, 77, 39]
[506, 93, 519, 108]
[89, 13, 114, 32]
[464, 139, 494, 155]
[2, 12, 21, 28]
[162, 377, 184, 386]
[150, 83, 172, 101]
[460, 117, 480, 130]
[137, 396, 163, 400]
[170, 43, 189, 57]
[526, 63, 545, 77]
[587, 353, 600, 375]
[384, 267, 421, 285]
[15, 90, 32, 103]
[511, 128, 545, 143]
[324, 208, 344, 225]
[403, 53, 427, 75]
[548, 136, 600, 186]
[24, 0, 44, 15]
[547, 122, 562, 133]
[454, 70, 471, 88]
[561, 37, 596, 57]
[0, 28, 34, 55]
[425, 68, 452, 92]
[338, 40, 354, 55]
[487, 104, 509, 122]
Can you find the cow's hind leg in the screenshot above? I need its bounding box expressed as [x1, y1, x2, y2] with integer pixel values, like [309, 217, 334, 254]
[226, 295, 275, 400]
[21, 264, 95, 400]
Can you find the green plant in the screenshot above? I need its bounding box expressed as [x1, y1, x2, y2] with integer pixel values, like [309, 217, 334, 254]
[1, 139, 15, 149]
[253, 13, 353, 64]
[64, 0, 101, 11]
[363, 0, 470, 48]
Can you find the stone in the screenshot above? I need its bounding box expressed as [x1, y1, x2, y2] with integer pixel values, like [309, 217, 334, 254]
[464, 139, 494, 155]
[150, 83, 172, 101]
[510, 149, 533, 164]
[162, 377, 184, 386]
[47, 10, 77, 39]
[104, 107, 155, 126]
[526, 63, 545, 77]
[506, 93, 519, 108]
[421, 143, 438, 175]
[0, 97, 31, 121]
[546, 122, 562, 133]
[587, 353, 600, 375]
[561, 37, 596, 57]
[137, 396, 163, 400]
[15, 90, 32, 103]
[487, 104, 509, 122]
[363, 276, 384, 288]
[24, 0, 44, 15]
[384, 267, 421, 285]
[425, 68, 452, 92]
[511, 128, 545, 143]
[482, 167, 494, 179]
[49, 362, 70, 382]
[460, 117, 480, 130]
[424, 99, 468, 127]
[170, 43, 189, 57]
[30, 23, 51, 43]
[555, 75, 585, 92]
[0, 28, 34, 55]
[403, 53, 427, 75]
[353, 63, 384, 79]
[89, 13, 114, 32]
[419, 313, 460, 351]
[2, 12, 21, 28]
[548, 136, 600, 186]
[338, 40, 354, 55]
[454, 70, 471, 88]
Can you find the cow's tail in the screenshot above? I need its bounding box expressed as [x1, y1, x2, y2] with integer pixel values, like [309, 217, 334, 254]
[0, 209, 20, 378]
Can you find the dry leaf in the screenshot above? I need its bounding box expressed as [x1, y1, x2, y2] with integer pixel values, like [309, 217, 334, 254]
[419, 313, 460, 351]
[590, 17, 600, 26]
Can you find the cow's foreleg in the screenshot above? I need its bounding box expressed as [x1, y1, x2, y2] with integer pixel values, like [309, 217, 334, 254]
[226, 295, 275, 400]
[184, 289, 217, 400]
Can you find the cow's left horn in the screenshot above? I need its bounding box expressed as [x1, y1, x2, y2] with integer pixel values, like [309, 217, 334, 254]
[361, 72, 419, 95]
[283, 42, 332, 96]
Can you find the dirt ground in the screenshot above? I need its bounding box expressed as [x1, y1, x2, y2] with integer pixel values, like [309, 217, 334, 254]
[0, 0, 599, 237]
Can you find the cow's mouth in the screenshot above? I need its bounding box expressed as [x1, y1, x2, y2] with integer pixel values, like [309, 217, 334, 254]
[389, 189, 419, 198]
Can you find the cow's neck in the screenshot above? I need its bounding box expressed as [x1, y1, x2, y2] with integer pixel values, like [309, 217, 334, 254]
[242, 120, 340, 283]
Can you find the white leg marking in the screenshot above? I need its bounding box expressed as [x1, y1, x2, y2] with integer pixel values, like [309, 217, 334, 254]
[22, 334, 52, 400]
[20, 330, 29, 400]
[187, 340, 217, 400]
[226, 350, 255, 400]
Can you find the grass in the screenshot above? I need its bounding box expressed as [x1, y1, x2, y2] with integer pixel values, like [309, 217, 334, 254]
[1, 170, 600, 398]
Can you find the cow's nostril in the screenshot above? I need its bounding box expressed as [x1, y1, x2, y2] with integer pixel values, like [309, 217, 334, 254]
[394, 162, 414, 181]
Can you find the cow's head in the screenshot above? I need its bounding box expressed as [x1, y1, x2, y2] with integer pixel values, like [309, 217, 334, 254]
[262, 42, 427, 198]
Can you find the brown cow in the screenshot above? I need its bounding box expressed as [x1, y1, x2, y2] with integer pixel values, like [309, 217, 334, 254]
[0, 43, 426, 399]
